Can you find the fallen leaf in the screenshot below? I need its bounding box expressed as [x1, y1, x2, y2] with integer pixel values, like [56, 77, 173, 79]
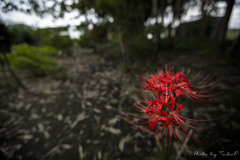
[78, 145, 84, 160]
[71, 112, 88, 128]
[93, 108, 101, 113]
[119, 134, 132, 152]
[108, 116, 119, 126]
[61, 144, 72, 150]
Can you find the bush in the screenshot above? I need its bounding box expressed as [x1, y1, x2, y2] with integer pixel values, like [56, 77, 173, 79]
[7, 44, 60, 76]
[127, 32, 154, 61]
[7, 24, 35, 45]
[30, 28, 74, 55]
[161, 38, 215, 53]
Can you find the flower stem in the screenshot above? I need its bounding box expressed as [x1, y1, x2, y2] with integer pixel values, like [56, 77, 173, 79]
[165, 135, 171, 160]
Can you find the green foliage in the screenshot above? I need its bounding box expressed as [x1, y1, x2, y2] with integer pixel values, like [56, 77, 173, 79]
[161, 38, 215, 53]
[32, 45, 58, 56]
[30, 27, 74, 54]
[127, 32, 153, 61]
[4, 24, 75, 56]
[107, 32, 119, 43]
[176, 16, 221, 39]
[227, 29, 240, 40]
[94, 0, 151, 29]
[78, 22, 109, 52]
[78, 30, 98, 49]
[7, 44, 60, 76]
[7, 24, 35, 45]
[101, 42, 122, 60]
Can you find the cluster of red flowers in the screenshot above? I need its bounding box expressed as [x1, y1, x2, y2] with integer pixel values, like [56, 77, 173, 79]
[124, 66, 216, 145]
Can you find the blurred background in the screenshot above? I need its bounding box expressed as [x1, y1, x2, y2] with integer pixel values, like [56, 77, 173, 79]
[0, 0, 240, 160]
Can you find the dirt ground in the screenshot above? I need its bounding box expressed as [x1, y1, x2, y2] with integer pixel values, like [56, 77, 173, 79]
[1, 49, 240, 160]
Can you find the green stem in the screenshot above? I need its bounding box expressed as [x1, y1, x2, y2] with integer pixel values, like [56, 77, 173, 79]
[165, 136, 170, 160]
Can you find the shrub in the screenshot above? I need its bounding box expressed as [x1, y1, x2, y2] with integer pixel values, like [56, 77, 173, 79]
[127, 32, 153, 61]
[7, 44, 60, 76]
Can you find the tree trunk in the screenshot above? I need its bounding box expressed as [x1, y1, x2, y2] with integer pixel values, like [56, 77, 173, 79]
[152, 0, 160, 59]
[199, 0, 207, 38]
[172, 0, 183, 38]
[167, 23, 172, 39]
[118, 30, 130, 72]
[216, 0, 235, 55]
[231, 31, 240, 57]
[2, 52, 28, 90]
[0, 55, 10, 87]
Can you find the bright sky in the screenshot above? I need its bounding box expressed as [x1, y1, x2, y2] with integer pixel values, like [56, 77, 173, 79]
[0, 1, 240, 39]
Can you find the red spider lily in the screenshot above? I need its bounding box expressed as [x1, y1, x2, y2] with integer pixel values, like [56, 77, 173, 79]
[145, 94, 183, 114]
[122, 65, 217, 147]
[122, 98, 201, 145]
[141, 66, 216, 102]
